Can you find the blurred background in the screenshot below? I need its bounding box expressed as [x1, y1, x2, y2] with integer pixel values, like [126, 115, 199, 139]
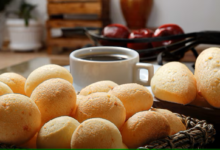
[0, 0, 220, 69]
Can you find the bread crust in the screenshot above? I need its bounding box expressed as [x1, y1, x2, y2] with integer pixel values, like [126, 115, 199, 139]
[195, 47, 220, 108]
[30, 78, 76, 125]
[37, 116, 80, 148]
[0, 81, 13, 96]
[0, 73, 26, 95]
[120, 111, 170, 148]
[109, 83, 153, 119]
[151, 108, 186, 135]
[0, 94, 41, 145]
[71, 118, 123, 149]
[74, 92, 126, 128]
[79, 80, 118, 96]
[25, 64, 73, 97]
[151, 62, 197, 104]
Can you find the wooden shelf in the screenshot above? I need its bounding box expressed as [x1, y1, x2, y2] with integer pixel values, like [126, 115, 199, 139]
[46, 0, 110, 54]
[47, 1, 102, 16]
[47, 37, 93, 54]
[48, 0, 99, 3]
[48, 37, 92, 47]
[46, 20, 102, 28]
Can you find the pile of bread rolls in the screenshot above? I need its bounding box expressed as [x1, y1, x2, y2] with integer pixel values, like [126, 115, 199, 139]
[2, 47, 219, 148]
[151, 47, 220, 109]
[0, 62, 188, 148]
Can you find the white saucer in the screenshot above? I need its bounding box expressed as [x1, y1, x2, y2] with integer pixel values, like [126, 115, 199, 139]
[64, 64, 161, 93]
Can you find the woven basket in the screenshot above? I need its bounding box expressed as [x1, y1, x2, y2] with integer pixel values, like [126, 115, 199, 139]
[0, 113, 216, 149]
[138, 113, 216, 149]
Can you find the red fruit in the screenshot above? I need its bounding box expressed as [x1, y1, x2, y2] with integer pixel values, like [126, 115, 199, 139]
[127, 29, 153, 50]
[102, 24, 130, 39]
[152, 24, 184, 48]
[101, 24, 130, 47]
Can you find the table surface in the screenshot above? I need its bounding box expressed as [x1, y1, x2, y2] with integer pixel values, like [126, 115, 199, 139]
[0, 57, 195, 76]
[0, 44, 208, 75]
[0, 56, 195, 93]
[0, 57, 51, 78]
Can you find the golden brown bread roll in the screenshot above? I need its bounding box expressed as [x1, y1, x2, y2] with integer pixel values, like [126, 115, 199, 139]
[120, 111, 170, 148]
[195, 47, 220, 108]
[0, 81, 13, 96]
[30, 78, 76, 125]
[0, 94, 41, 145]
[120, 143, 128, 149]
[25, 64, 73, 97]
[79, 80, 118, 96]
[37, 116, 80, 148]
[74, 92, 126, 128]
[151, 62, 197, 105]
[71, 118, 123, 149]
[190, 91, 212, 108]
[151, 108, 186, 135]
[0, 72, 26, 95]
[18, 133, 38, 149]
[70, 95, 84, 117]
[109, 83, 153, 119]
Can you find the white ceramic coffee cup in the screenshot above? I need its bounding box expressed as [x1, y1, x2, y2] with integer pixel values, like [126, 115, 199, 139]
[70, 46, 154, 91]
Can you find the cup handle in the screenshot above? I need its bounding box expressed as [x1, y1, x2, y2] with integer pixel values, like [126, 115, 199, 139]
[133, 63, 154, 86]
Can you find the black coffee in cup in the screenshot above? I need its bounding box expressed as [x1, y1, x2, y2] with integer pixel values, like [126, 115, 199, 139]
[80, 54, 129, 61]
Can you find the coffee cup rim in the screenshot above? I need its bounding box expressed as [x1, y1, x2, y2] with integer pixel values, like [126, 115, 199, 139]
[70, 46, 139, 63]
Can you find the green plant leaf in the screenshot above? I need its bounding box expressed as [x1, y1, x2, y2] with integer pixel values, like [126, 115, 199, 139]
[19, 0, 37, 26]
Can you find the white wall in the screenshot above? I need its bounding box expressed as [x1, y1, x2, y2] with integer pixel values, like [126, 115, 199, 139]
[111, 0, 220, 33]
[148, 0, 220, 32]
[7, 0, 220, 33]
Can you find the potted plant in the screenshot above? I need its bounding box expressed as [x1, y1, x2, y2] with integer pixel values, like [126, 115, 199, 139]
[6, 0, 42, 51]
[0, 0, 12, 49]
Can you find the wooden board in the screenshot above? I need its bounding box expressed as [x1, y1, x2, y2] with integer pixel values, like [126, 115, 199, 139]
[48, 0, 98, 3]
[100, 0, 110, 26]
[47, 37, 93, 47]
[46, 20, 102, 28]
[47, 1, 102, 16]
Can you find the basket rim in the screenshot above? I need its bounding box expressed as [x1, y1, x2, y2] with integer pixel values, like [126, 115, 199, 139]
[138, 110, 216, 149]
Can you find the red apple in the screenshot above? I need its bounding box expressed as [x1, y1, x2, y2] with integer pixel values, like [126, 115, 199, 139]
[101, 24, 130, 47]
[127, 29, 153, 50]
[102, 24, 130, 38]
[152, 24, 184, 48]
